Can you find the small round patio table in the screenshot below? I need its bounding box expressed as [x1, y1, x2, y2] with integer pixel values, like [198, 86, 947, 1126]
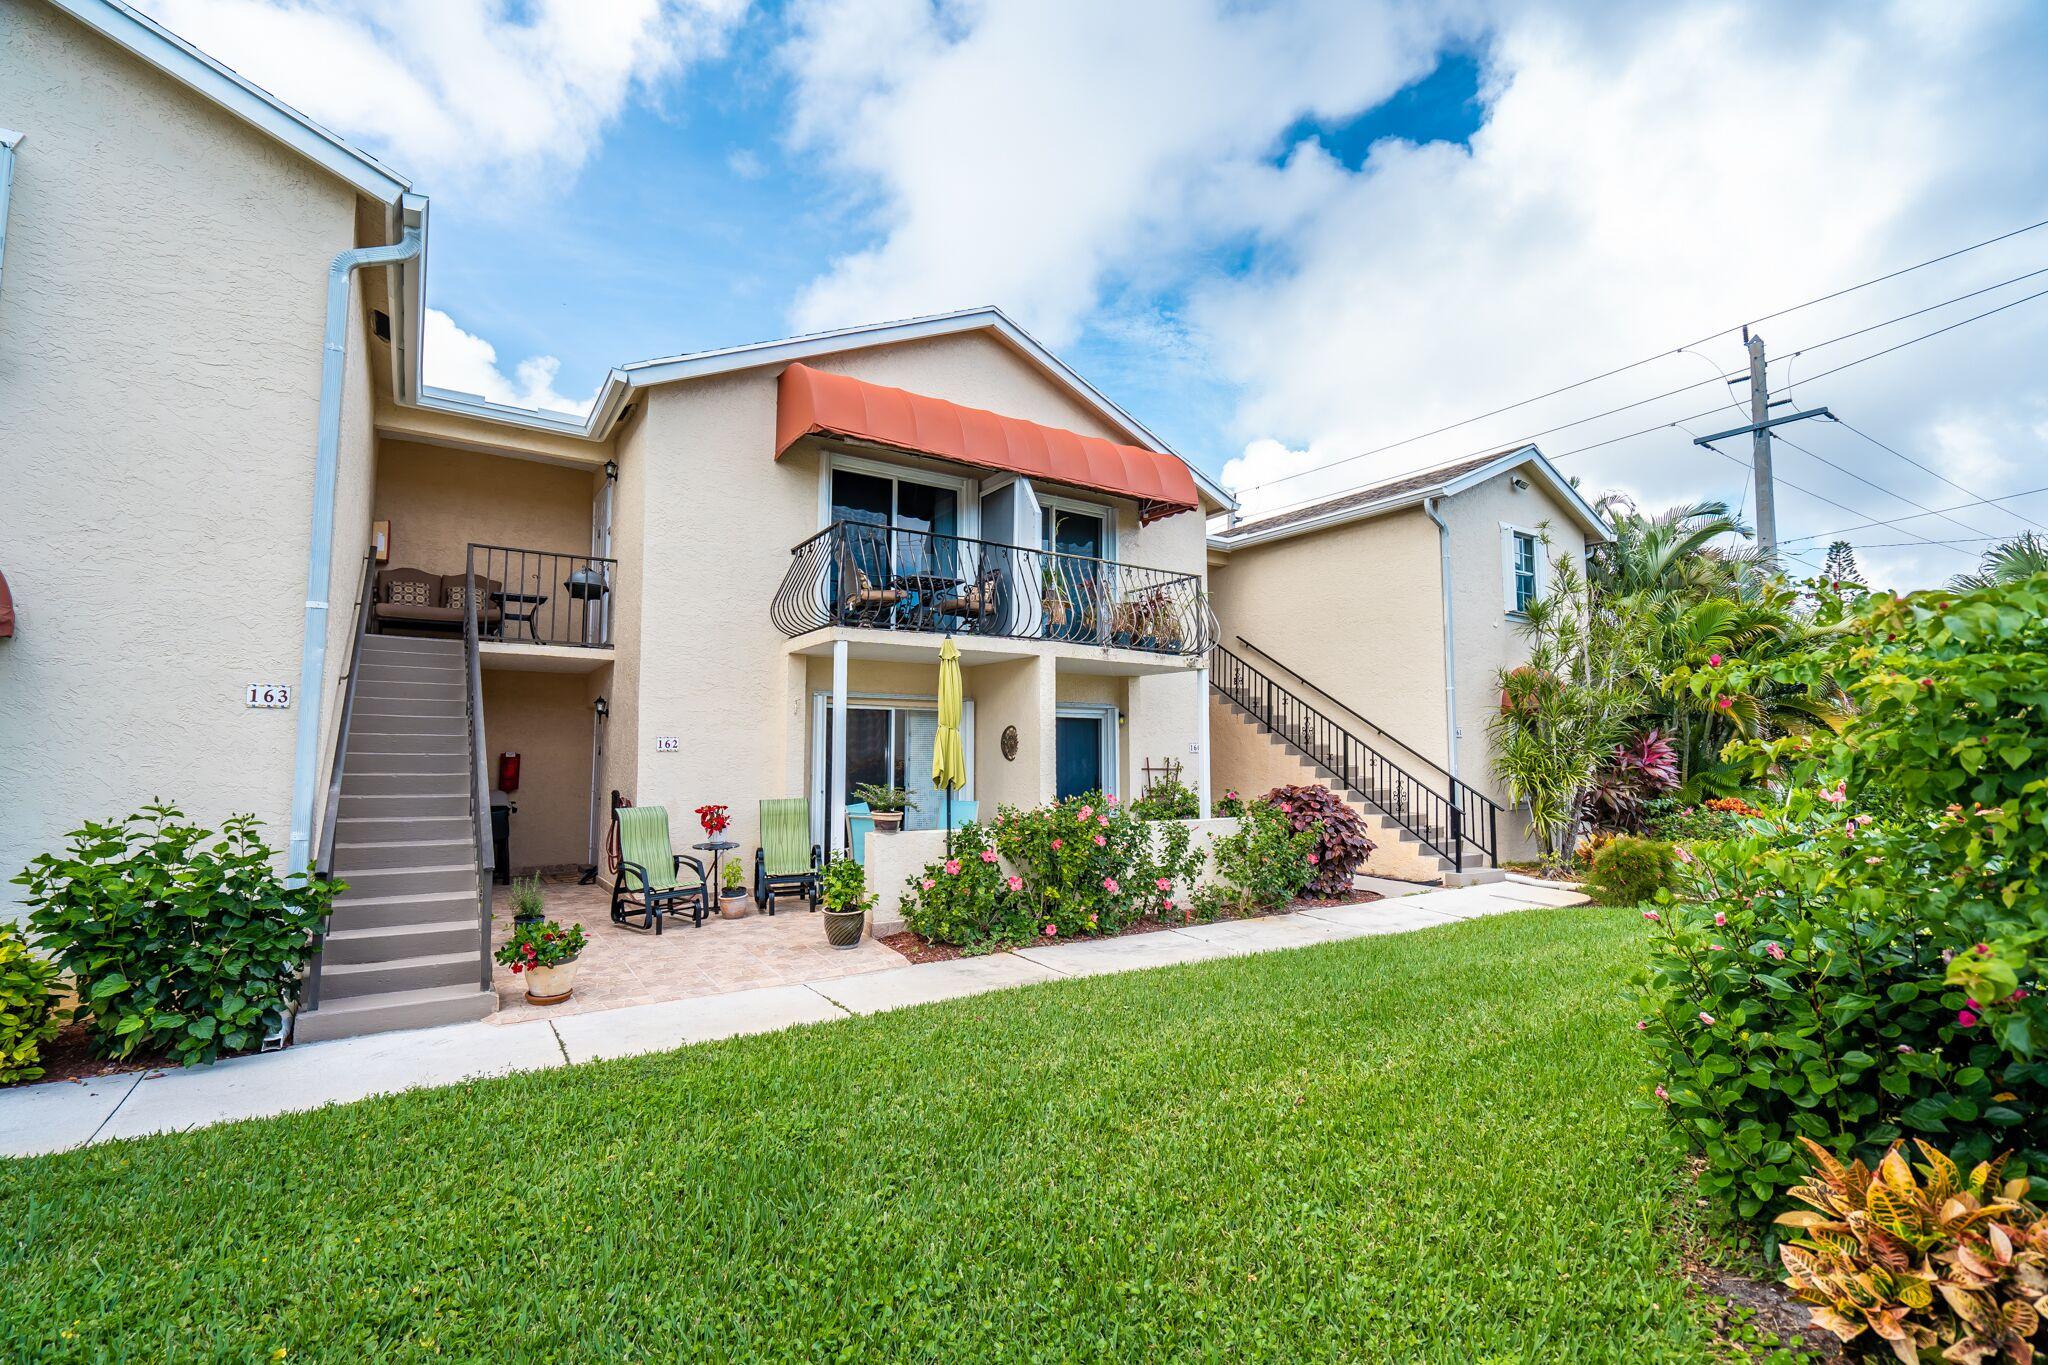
[693, 840, 739, 910]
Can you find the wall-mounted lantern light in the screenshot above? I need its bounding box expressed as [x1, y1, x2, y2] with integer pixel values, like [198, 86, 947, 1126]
[603, 459, 618, 483]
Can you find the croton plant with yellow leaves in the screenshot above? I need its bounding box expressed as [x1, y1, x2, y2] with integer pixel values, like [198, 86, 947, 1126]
[1776, 1136, 2047, 1363]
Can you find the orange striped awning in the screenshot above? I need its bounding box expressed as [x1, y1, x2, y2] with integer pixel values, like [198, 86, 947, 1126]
[775, 363, 1199, 522]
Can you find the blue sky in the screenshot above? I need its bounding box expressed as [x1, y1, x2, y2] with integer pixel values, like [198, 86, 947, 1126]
[425, 32, 1487, 473]
[139, 0, 2048, 588]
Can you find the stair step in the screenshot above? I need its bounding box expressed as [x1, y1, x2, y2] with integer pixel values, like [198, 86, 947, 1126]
[330, 888, 481, 927]
[338, 792, 469, 819]
[349, 713, 468, 735]
[337, 815, 472, 842]
[317, 950, 479, 999]
[351, 697, 467, 718]
[322, 918, 480, 963]
[328, 862, 478, 897]
[356, 663, 465, 684]
[295, 983, 495, 1043]
[332, 837, 475, 871]
[343, 749, 467, 774]
[342, 772, 470, 796]
[356, 679, 466, 700]
[361, 635, 462, 653]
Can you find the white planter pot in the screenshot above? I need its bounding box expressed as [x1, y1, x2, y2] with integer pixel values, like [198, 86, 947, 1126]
[523, 957, 580, 1005]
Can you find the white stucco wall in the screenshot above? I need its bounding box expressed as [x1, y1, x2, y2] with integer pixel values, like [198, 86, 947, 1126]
[0, 0, 371, 914]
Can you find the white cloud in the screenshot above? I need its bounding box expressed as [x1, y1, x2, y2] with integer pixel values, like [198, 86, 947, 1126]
[422, 309, 594, 416]
[726, 147, 768, 180]
[135, 0, 748, 192]
[779, 0, 2048, 587]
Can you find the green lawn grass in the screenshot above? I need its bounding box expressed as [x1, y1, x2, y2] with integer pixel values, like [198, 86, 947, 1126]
[1, 907, 1717, 1362]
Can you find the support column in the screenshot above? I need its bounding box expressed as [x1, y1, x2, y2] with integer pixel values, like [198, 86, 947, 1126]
[1194, 665, 1213, 815]
[1032, 653, 1059, 806]
[829, 640, 849, 857]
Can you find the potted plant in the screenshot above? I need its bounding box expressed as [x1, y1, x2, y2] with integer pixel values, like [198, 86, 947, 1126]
[495, 918, 588, 1005]
[852, 783, 917, 832]
[509, 873, 546, 927]
[1040, 563, 1071, 628]
[718, 857, 749, 917]
[819, 855, 870, 948]
[694, 803, 731, 842]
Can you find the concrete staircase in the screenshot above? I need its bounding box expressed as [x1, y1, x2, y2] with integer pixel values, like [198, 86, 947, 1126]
[296, 633, 497, 1043]
[1211, 694, 1456, 884]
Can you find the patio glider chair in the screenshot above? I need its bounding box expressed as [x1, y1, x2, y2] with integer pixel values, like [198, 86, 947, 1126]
[610, 805, 710, 933]
[754, 797, 822, 913]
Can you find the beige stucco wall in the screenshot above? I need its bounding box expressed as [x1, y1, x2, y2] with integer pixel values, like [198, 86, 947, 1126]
[1206, 468, 1595, 862]
[1209, 506, 1449, 774]
[482, 668, 599, 873]
[619, 330, 1210, 859]
[371, 439, 598, 579]
[0, 0, 371, 914]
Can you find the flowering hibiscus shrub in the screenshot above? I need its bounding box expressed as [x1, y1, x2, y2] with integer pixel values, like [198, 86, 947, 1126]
[1642, 577, 2048, 1220]
[1192, 801, 1317, 920]
[1261, 785, 1374, 897]
[899, 823, 1031, 950]
[900, 795, 1210, 949]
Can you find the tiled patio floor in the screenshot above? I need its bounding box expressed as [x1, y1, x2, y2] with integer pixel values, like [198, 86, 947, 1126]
[487, 875, 902, 1024]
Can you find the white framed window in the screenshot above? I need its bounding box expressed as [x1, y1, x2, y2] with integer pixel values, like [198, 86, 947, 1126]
[817, 449, 980, 541]
[809, 691, 976, 847]
[1038, 493, 1116, 561]
[1501, 525, 1544, 616]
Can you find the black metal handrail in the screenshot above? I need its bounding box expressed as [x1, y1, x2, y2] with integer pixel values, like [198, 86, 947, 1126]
[772, 521, 1215, 657]
[302, 552, 377, 1015]
[462, 570, 495, 992]
[465, 543, 617, 649]
[1208, 643, 1499, 869]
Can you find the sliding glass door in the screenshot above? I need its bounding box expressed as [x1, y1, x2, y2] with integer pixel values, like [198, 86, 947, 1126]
[832, 468, 960, 588]
[813, 697, 974, 843]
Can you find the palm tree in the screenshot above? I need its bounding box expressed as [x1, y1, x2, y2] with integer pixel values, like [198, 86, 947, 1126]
[1949, 532, 2048, 590]
[1588, 496, 1769, 601]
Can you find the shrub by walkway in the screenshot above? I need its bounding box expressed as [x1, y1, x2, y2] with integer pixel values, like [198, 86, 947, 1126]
[0, 908, 1714, 1361]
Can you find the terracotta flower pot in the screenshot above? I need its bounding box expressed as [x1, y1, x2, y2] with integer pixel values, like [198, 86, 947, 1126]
[719, 888, 751, 919]
[822, 906, 866, 948]
[523, 956, 580, 1006]
[871, 811, 904, 833]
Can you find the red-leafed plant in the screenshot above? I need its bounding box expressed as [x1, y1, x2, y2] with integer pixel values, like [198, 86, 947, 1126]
[1262, 785, 1375, 897]
[695, 804, 730, 839]
[1584, 729, 1680, 832]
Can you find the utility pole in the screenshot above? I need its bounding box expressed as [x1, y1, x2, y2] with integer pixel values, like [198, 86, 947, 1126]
[1746, 329, 1776, 552]
[1691, 326, 1833, 559]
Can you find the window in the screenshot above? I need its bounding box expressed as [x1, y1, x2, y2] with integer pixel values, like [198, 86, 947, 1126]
[1505, 528, 1541, 615]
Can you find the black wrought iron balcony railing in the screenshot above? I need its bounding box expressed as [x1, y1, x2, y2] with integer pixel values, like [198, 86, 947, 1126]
[465, 543, 617, 649]
[773, 521, 1215, 657]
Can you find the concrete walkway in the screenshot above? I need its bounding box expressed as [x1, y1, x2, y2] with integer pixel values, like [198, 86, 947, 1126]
[0, 878, 1586, 1158]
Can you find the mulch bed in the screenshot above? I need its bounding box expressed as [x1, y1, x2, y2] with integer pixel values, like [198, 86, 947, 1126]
[1669, 1160, 1842, 1362]
[881, 889, 1385, 965]
[26, 1023, 171, 1087]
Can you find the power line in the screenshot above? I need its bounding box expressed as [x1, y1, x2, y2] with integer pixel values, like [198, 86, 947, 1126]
[1830, 417, 2048, 535]
[1769, 431, 2006, 542]
[1229, 216, 2048, 500]
[1694, 439, 1966, 556]
[1783, 283, 2048, 389]
[1773, 482, 2048, 550]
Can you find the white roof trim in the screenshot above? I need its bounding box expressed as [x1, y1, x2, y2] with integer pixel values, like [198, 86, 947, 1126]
[1209, 445, 1610, 550]
[50, 0, 411, 204]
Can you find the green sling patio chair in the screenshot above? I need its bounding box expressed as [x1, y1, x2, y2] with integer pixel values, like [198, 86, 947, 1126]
[754, 797, 822, 913]
[610, 805, 710, 934]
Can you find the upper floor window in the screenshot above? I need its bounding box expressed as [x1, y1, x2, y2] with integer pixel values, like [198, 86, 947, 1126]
[1504, 527, 1541, 616]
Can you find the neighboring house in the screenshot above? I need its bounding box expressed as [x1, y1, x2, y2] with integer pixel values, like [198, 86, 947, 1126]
[0, 0, 1231, 1038]
[1206, 445, 1611, 876]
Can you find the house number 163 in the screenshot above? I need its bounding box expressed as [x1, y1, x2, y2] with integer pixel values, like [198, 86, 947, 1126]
[246, 684, 292, 708]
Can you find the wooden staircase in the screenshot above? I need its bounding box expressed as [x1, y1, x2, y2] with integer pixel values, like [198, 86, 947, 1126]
[297, 633, 496, 1042]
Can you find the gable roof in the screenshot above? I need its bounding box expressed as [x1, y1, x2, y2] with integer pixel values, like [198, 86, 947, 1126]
[49, 0, 411, 204]
[1209, 444, 1610, 549]
[420, 305, 1238, 512]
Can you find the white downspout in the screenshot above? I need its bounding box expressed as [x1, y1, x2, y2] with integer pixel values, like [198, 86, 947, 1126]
[287, 226, 424, 877]
[1423, 497, 1459, 782]
[0, 130, 23, 302]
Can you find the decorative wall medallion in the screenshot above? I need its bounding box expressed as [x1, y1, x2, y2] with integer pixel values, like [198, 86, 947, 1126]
[1001, 725, 1019, 761]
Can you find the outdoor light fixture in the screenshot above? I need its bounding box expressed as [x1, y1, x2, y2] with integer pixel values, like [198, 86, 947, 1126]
[603, 459, 618, 482]
[593, 694, 609, 719]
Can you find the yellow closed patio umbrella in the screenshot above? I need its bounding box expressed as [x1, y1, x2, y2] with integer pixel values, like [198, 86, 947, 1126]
[933, 636, 968, 852]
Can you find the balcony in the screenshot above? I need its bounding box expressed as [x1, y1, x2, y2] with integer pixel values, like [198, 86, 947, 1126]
[464, 543, 617, 650]
[772, 522, 1214, 657]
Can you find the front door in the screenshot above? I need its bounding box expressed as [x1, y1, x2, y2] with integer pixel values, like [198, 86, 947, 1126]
[1056, 714, 1105, 801]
